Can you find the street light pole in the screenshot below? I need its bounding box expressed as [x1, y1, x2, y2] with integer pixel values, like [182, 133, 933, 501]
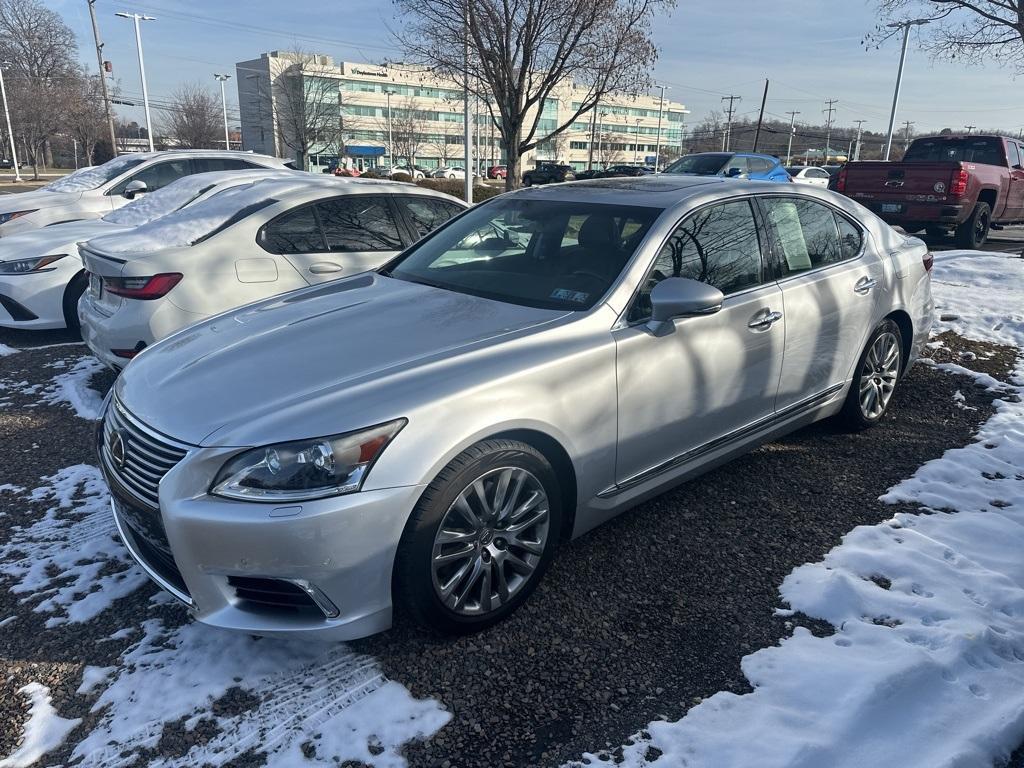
[116, 12, 156, 152]
[0, 63, 21, 182]
[384, 88, 395, 168]
[214, 74, 231, 149]
[633, 118, 641, 164]
[884, 18, 929, 161]
[853, 119, 866, 161]
[784, 110, 800, 166]
[654, 84, 668, 173]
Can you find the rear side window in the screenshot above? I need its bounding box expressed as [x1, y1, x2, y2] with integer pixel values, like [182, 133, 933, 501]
[1007, 142, 1022, 169]
[761, 197, 861, 274]
[400, 197, 463, 240]
[193, 157, 257, 173]
[317, 197, 403, 252]
[749, 157, 773, 173]
[260, 207, 326, 253]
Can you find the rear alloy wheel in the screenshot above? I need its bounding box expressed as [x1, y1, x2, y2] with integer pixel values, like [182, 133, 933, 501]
[955, 202, 991, 249]
[839, 319, 903, 431]
[395, 439, 561, 634]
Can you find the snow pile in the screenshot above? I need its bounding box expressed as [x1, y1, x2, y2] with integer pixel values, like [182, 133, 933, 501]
[569, 250, 1024, 768]
[0, 343, 17, 356]
[73, 617, 450, 767]
[0, 465, 147, 626]
[0, 683, 81, 768]
[39, 355, 106, 420]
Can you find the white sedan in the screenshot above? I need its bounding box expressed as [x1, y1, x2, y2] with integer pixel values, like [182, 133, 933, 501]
[79, 177, 467, 369]
[0, 150, 289, 238]
[786, 166, 832, 187]
[0, 169, 293, 330]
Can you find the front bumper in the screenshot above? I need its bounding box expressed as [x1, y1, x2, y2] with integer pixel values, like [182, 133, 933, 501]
[0, 262, 80, 330]
[97, 415, 423, 640]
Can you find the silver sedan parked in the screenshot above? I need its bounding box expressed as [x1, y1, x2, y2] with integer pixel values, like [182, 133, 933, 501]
[97, 176, 934, 640]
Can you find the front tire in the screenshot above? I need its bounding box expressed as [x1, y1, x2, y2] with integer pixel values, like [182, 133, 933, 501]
[394, 439, 562, 635]
[838, 319, 903, 431]
[955, 202, 991, 249]
[63, 271, 88, 332]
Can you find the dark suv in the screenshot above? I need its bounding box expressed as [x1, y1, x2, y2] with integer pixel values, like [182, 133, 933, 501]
[522, 162, 576, 186]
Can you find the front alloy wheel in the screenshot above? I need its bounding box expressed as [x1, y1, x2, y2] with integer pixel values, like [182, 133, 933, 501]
[395, 439, 561, 634]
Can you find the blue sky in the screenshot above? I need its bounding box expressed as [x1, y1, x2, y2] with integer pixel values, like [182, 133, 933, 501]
[52, 0, 1024, 138]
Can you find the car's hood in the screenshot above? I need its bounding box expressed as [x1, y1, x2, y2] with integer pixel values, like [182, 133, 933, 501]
[0, 189, 78, 215]
[116, 273, 570, 446]
[0, 219, 123, 261]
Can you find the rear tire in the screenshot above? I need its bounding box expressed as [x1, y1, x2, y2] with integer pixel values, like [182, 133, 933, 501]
[838, 319, 903, 431]
[62, 271, 87, 333]
[955, 202, 991, 249]
[394, 439, 562, 635]
[522, 176, 533, 186]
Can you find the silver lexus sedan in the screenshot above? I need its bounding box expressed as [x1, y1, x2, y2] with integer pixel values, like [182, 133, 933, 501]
[96, 176, 934, 640]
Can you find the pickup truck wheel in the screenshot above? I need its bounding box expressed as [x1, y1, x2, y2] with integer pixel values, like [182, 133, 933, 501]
[523, 176, 533, 186]
[955, 202, 991, 249]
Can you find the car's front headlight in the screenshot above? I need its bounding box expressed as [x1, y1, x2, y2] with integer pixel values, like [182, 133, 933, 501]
[211, 419, 407, 501]
[0, 254, 66, 274]
[0, 210, 38, 226]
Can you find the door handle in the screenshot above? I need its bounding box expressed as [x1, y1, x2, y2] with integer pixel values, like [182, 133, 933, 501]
[308, 262, 344, 274]
[854, 276, 877, 295]
[748, 309, 783, 331]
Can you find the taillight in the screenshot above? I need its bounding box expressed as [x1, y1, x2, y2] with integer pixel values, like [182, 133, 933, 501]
[836, 166, 848, 193]
[949, 169, 969, 197]
[103, 273, 182, 300]
[923, 252, 934, 272]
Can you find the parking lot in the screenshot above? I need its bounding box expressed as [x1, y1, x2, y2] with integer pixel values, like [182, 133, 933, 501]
[1, 312, 1018, 765]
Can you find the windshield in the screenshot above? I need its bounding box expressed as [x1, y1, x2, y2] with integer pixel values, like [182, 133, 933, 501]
[386, 198, 661, 311]
[903, 138, 1005, 165]
[42, 155, 148, 193]
[102, 176, 218, 226]
[664, 153, 731, 176]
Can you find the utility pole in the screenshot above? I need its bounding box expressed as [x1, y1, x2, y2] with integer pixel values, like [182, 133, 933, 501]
[214, 74, 231, 149]
[633, 118, 642, 164]
[965, 125, 976, 134]
[721, 95, 740, 151]
[784, 110, 800, 165]
[852, 119, 866, 161]
[823, 98, 838, 164]
[0, 64, 20, 181]
[903, 120, 915, 152]
[384, 88, 395, 167]
[752, 79, 769, 152]
[596, 111, 607, 168]
[679, 112, 686, 158]
[653, 84, 668, 172]
[462, 0, 472, 202]
[87, 0, 118, 158]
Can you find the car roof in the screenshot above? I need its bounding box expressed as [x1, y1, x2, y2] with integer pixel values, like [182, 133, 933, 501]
[115, 149, 289, 165]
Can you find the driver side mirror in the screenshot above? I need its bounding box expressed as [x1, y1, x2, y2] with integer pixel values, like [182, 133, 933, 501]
[123, 179, 148, 199]
[646, 277, 724, 335]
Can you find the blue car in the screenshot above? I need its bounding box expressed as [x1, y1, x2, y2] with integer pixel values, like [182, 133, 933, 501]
[664, 152, 791, 183]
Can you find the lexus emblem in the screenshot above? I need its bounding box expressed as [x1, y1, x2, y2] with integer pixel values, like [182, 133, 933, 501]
[109, 429, 129, 471]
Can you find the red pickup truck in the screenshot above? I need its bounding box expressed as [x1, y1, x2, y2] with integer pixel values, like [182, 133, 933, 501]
[835, 134, 1024, 248]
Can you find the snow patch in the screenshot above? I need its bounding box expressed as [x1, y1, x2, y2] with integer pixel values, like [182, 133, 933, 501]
[73, 617, 450, 767]
[930, 251, 1024, 348]
[0, 683, 80, 768]
[0, 343, 17, 356]
[0, 465, 147, 626]
[40, 355, 106, 419]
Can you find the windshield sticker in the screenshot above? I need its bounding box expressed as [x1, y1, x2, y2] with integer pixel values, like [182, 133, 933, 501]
[550, 288, 590, 304]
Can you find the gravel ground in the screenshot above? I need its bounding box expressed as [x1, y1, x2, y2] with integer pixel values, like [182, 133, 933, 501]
[0, 333, 1017, 767]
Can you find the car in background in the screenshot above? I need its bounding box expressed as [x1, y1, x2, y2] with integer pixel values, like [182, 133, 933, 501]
[97, 175, 932, 640]
[79, 177, 467, 369]
[0, 159, 26, 170]
[664, 152, 791, 183]
[0, 151, 290, 238]
[389, 165, 429, 180]
[834, 134, 1023, 248]
[0, 169, 293, 332]
[487, 165, 507, 180]
[432, 166, 468, 180]
[601, 165, 654, 178]
[787, 166, 831, 187]
[522, 162, 576, 186]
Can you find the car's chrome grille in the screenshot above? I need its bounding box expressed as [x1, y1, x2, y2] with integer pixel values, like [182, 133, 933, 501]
[100, 398, 191, 508]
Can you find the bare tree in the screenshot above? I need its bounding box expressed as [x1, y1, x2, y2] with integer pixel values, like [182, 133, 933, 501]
[273, 50, 343, 169]
[379, 97, 428, 165]
[868, 1, 1024, 70]
[165, 83, 222, 148]
[395, 0, 675, 189]
[66, 75, 109, 164]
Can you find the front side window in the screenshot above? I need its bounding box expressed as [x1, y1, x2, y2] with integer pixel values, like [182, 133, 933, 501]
[400, 197, 463, 239]
[387, 199, 660, 310]
[760, 197, 861, 275]
[629, 200, 762, 322]
[317, 197, 403, 251]
[724, 156, 751, 175]
[749, 157, 773, 173]
[260, 207, 325, 253]
[109, 159, 192, 196]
